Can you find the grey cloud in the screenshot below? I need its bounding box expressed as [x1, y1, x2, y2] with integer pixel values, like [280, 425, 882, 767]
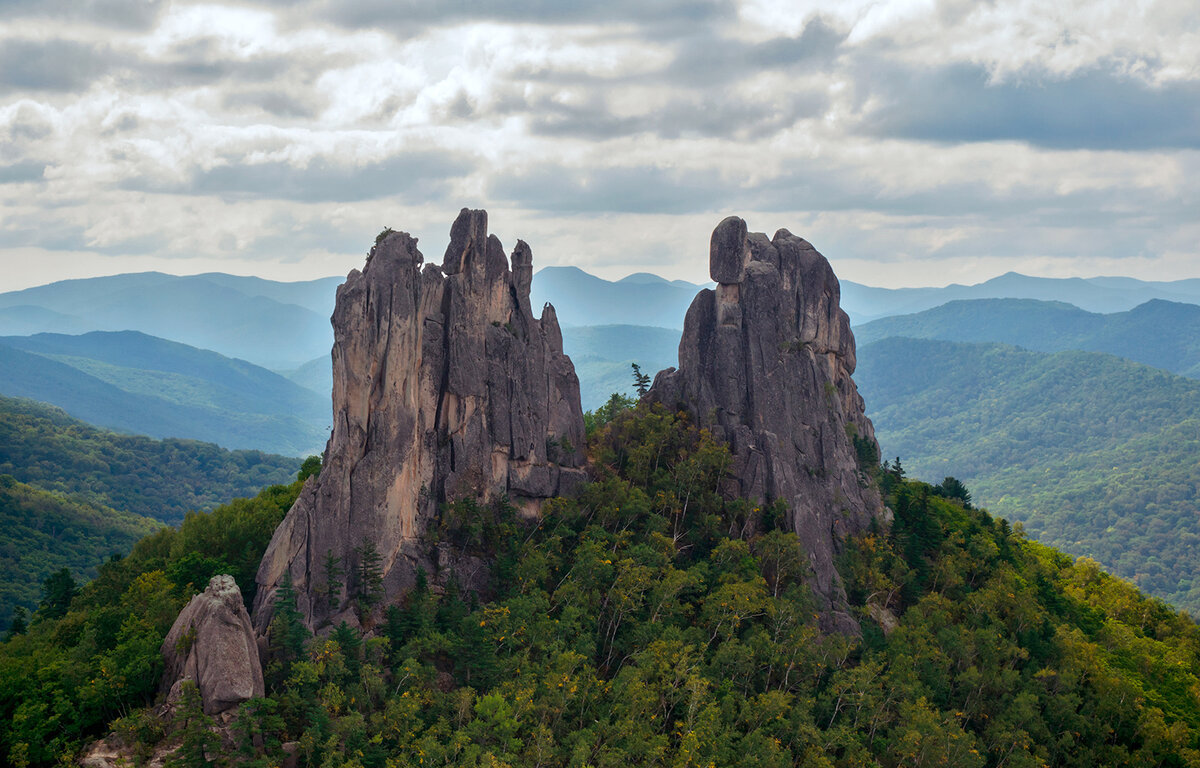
[222, 89, 323, 119]
[859, 62, 1200, 150]
[0, 161, 43, 184]
[0, 0, 167, 29]
[491, 165, 730, 214]
[663, 17, 844, 87]
[315, 0, 731, 35]
[123, 151, 473, 203]
[526, 89, 828, 141]
[0, 39, 121, 93]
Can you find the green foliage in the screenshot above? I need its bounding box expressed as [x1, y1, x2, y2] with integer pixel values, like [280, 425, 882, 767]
[0, 394, 302, 523]
[630, 362, 651, 397]
[0, 475, 159, 631]
[0, 462, 312, 764]
[858, 337, 1200, 614]
[583, 391, 636, 438]
[6, 405, 1200, 766]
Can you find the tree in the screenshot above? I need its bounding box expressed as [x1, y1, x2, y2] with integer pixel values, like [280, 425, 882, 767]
[39, 568, 77, 619]
[354, 541, 385, 620]
[322, 549, 344, 613]
[3, 607, 28, 641]
[631, 363, 652, 397]
[169, 680, 220, 768]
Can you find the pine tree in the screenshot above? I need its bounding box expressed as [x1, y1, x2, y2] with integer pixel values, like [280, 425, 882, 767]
[4, 607, 28, 640]
[631, 363, 652, 397]
[39, 568, 77, 619]
[169, 680, 220, 768]
[322, 548, 344, 612]
[354, 540, 385, 619]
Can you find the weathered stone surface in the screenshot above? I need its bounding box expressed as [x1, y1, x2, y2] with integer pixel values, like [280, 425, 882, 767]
[253, 209, 586, 632]
[160, 575, 264, 715]
[648, 217, 885, 633]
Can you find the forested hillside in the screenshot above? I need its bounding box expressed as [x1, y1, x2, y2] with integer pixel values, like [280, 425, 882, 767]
[0, 395, 301, 524]
[2, 406, 1198, 766]
[0, 332, 327, 456]
[0, 476, 160, 631]
[854, 298, 1200, 378]
[857, 336, 1200, 614]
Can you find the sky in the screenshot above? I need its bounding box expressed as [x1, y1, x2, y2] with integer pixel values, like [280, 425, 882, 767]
[0, 0, 1197, 292]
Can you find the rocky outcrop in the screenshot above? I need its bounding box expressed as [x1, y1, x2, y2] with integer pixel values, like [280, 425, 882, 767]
[161, 575, 264, 715]
[648, 216, 885, 633]
[253, 209, 586, 632]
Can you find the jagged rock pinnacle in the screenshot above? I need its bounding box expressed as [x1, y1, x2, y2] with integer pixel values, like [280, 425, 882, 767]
[252, 209, 586, 632]
[648, 216, 885, 633]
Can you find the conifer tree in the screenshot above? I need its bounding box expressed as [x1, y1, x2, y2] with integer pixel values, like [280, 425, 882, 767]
[322, 548, 344, 612]
[354, 540, 385, 619]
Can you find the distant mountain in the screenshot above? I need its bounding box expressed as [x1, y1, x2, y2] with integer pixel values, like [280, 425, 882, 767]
[0, 272, 341, 369]
[842, 272, 1200, 323]
[559, 325, 681, 410]
[856, 336, 1200, 614]
[0, 394, 300, 524]
[0, 475, 160, 631]
[855, 298, 1200, 378]
[283, 354, 334, 399]
[531, 266, 706, 329]
[0, 331, 327, 456]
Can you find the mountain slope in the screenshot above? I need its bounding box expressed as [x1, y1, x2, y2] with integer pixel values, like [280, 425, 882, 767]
[0, 272, 338, 369]
[856, 336, 1200, 613]
[854, 298, 1200, 378]
[0, 395, 301, 524]
[0, 332, 327, 456]
[0, 475, 160, 631]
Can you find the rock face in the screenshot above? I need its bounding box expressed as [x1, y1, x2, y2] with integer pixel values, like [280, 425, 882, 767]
[161, 575, 264, 715]
[648, 217, 885, 633]
[253, 209, 586, 632]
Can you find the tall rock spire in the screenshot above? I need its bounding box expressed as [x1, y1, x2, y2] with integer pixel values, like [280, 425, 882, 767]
[253, 209, 586, 632]
[648, 216, 885, 633]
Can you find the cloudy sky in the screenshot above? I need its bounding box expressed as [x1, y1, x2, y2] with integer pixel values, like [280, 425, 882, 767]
[1, 0, 1197, 291]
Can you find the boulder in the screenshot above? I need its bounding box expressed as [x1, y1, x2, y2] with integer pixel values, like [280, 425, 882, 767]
[648, 217, 885, 633]
[160, 575, 263, 715]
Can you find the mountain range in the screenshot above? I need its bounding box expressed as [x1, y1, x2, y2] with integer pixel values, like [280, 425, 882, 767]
[854, 298, 1200, 378]
[0, 331, 327, 456]
[841, 271, 1200, 323]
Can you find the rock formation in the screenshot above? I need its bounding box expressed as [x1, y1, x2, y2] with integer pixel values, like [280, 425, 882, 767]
[253, 209, 586, 632]
[161, 575, 264, 715]
[648, 216, 885, 633]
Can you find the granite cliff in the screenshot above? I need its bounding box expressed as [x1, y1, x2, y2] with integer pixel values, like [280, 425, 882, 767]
[648, 216, 886, 633]
[252, 209, 586, 632]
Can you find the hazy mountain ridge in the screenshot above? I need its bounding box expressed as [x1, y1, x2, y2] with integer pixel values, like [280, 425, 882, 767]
[854, 297, 1200, 378]
[856, 336, 1200, 613]
[842, 271, 1200, 323]
[0, 272, 341, 370]
[560, 324, 681, 410]
[0, 331, 327, 456]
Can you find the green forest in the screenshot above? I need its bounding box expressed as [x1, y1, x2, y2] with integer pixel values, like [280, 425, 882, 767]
[2, 404, 1199, 767]
[0, 476, 160, 631]
[857, 337, 1200, 615]
[0, 395, 301, 524]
